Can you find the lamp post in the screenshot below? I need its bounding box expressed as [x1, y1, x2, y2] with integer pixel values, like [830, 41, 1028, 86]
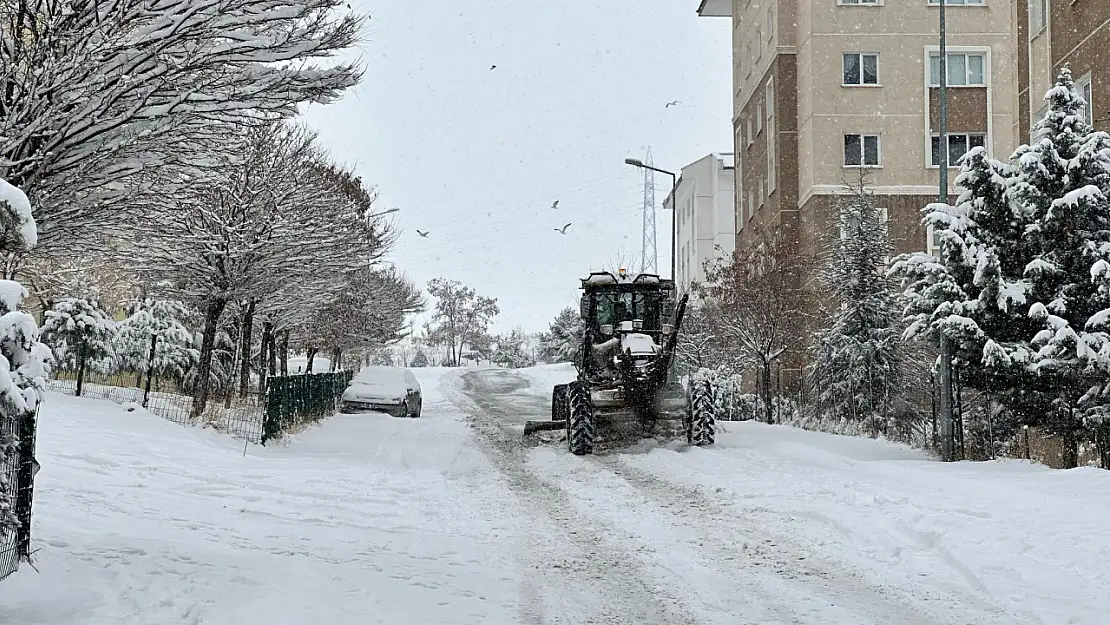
[624, 158, 678, 280]
[937, 0, 956, 463]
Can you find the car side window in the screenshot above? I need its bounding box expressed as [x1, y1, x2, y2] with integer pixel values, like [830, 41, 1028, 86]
[404, 371, 417, 389]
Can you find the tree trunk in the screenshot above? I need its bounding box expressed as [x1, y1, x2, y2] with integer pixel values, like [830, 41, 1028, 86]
[279, 330, 289, 376]
[306, 347, 317, 374]
[238, 300, 256, 398]
[75, 335, 87, 398]
[259, 321, 273, 395]
[336, 347, 343, 371]
[760, 362, 773, 424]
[191, 297, 228, 418]
[267, 328, 277, 377]
[142, 334, 158, 407]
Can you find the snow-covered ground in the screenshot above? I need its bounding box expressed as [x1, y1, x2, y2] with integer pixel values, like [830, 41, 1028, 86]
[1, 365, 1107, 624]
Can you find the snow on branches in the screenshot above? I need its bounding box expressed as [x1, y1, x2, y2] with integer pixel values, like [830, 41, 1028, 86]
[0, 179, 48, 536]
[0, 0, 364, 251]
[808, 174, 904, 428]
[40, 295, 117, 384]
[893, 68, 1110, 463]
[537, 307, 583, 365]
[116, 299, 198, 380]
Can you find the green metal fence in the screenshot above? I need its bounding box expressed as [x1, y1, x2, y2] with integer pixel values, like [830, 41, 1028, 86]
[261, 371, 354, 444]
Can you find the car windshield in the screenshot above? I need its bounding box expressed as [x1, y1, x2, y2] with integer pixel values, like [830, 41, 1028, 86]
[353, 367, 408, 387]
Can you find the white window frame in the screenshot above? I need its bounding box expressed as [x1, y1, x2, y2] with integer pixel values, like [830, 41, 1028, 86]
[756, 27, 762, 61]
[746, 116, 754, 147]
[843, 52, 880, 86]
[929, 52, 986, 87]
[758, 177, 765, 207]
[844, 133, 882, 168]
[929, 133, 986, 168]
[765, 80, 774, 121]
[927, 223, 941, 257]
[747, 188, 755, 221]
[766, 7, 774, 41]
[1077, 73, 1094, 126]
[1028, 0, 1048, 36]
[755, 98, 763, 134]
[745, 40, 754, 77]
[767, 134, 776, 193]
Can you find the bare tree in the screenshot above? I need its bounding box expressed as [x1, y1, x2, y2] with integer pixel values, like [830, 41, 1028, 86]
[424, 279, 499, 367]
[698, 234, 813, 423]
[0, 0, 363, 256]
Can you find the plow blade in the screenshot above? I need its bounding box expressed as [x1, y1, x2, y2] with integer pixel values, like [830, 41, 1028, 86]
[524, 420, 565, 435]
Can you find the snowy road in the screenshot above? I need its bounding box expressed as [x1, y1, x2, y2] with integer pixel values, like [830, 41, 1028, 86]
[2, 365, 1108, 624]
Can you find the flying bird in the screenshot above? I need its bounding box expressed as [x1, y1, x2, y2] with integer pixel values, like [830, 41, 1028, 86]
[665, 100, 682, 108]
[416, 230, 430, 238]
[551, 200, 559, 209]
[490, 65, 497, 70]
[554, 223, 572, 234]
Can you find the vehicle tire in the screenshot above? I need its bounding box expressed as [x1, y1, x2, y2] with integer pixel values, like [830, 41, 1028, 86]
[551, 384, 568, 421]
[397, 400, 410, 419]
[565, 381, 595, 456]
[413, 400, 422, 418]
[687, 380, 716, 447]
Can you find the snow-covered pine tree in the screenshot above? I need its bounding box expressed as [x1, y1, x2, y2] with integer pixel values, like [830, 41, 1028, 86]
[40, 295, 116, 397]
[492, 329, 533, 368]
[0, 178, 50, 539]
[539, 307, 583, 364]
[894, 68, 1110, 466]
[116, 299, 198, 399]
[372, 350, 394, 367]
[808, 176, 904, 433]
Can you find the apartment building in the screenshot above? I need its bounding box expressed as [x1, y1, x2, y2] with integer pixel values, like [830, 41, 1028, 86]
[697, 0, 1016, 383]
[1016, 0, 1110, 139]
[664, 153, 736, 296]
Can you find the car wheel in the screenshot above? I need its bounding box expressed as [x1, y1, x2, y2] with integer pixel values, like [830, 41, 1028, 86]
[413, 400, 422, 418]
[397, 400, 409, 418]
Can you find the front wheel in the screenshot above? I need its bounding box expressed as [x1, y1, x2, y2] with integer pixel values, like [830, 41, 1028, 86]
[565, 382, 596, 455]
[687, 380, 716, 447]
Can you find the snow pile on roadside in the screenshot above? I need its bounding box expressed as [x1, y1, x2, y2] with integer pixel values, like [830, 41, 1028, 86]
[606, 420, 1110, 625]
[0, 370, 528, 625]
[514, 363, 576, 399]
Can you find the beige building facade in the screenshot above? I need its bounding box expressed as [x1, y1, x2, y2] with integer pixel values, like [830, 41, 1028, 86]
[697, 0, 1017, 383]
[699, 0, 1017, 261]
[664, 153, 736, 296]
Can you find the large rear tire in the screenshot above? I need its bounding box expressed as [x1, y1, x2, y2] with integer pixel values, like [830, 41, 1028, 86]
[565, 381, 596, 455]
[687, 380, 716, 447]
[552, 384, 569, 421]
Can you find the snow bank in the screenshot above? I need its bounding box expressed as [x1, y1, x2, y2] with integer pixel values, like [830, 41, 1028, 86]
[613, 420, 1110, 624]
[514, 363, 577, 399]
[0, 373, 528, 625]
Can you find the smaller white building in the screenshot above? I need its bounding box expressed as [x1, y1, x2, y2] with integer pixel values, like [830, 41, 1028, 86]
[664, 153, 736, 295]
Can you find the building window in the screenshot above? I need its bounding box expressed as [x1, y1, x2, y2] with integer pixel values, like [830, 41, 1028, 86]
[841, 207, 888, 240]
[927, 223, 941, 257]
[927, 0, 985, 5]
[843, 53, 879, 86]
[746, 117, 754, 146]
[756, 98, 763, 134]
[844, 134, 881, 167]
[756, 27, 762, 60]
[929, 53, 986, 86]
[930, 133, 985, 167]
[745, 41, 754, 77]
[758, 177, 765, 207]
[765, 80, 774, 121]
[747, 188, 755, 220]
[1077, 74, 1094, 126]
[1029, 0, 1047, 34]
[767, 137, 776, 192]
[766, 7, 774, 41]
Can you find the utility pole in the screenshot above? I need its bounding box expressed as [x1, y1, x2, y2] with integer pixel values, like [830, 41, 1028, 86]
[937, 0, 956, 462]
[641, 148, 659, 275]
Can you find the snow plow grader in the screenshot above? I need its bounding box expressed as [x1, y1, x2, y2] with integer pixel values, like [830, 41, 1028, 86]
[524, 269, 716, 455]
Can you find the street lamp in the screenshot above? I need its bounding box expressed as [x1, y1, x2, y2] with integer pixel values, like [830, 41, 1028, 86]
[624, 158, 679, 281]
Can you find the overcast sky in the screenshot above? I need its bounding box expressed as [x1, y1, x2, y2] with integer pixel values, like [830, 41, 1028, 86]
[302, 0, 732, 334]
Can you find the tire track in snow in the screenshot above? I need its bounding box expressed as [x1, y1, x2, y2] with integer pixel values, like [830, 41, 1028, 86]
[452, 370, 707, 625]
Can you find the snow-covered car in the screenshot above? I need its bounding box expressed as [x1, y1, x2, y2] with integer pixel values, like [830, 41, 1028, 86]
[341, 366, 423, 418]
